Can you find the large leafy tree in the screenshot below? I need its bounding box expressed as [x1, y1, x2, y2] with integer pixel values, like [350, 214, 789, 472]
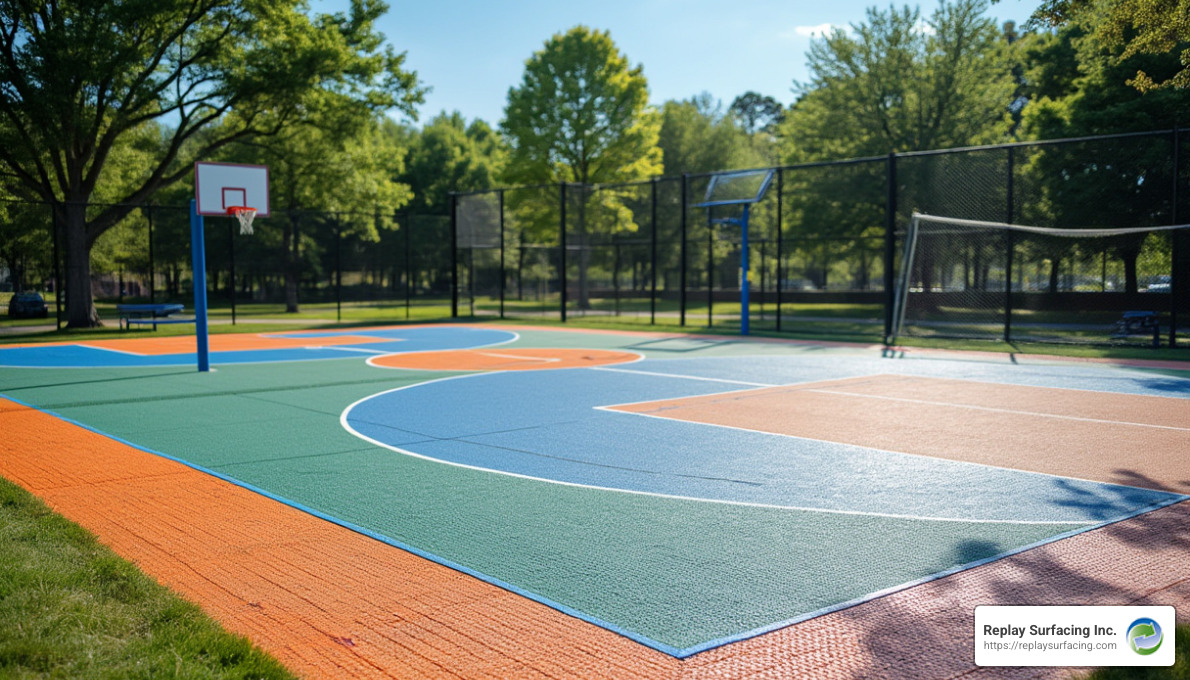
[658, 93, 766, 175]
[1021, 0, 1190, 90]
[0, 0, 422, 326]
[500, 25, 662, 308]
[1015, 14, 1190, 293]
[780, 0, 1016, 160]
[778, 0, 1016, 292]
[400, 112, 506, 214]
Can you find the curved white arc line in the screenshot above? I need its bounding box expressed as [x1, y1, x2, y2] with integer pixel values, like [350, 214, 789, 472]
[338, 373, 1100, 526]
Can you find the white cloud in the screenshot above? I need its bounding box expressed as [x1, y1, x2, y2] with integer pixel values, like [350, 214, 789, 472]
[781, 23, 839, 40]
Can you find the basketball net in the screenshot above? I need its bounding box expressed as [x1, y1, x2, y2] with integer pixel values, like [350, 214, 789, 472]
[229, 207, 257, 235]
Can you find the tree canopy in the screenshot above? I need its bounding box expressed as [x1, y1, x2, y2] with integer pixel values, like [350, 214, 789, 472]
[500, 25, 662, 186]
[0, 0, 423, 326]
[781, 0, 1016, 161]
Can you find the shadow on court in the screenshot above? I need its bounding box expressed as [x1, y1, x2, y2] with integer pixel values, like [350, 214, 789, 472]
[839, 500, 1190, 679]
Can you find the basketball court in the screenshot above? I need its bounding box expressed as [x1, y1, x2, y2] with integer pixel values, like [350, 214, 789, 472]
[1, 324, 1187, 677]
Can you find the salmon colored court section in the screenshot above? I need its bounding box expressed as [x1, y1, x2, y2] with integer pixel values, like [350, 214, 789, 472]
[1, 396, 1187, 678]
[370, 348, 640, 371]
[611, 374, 1190, 494]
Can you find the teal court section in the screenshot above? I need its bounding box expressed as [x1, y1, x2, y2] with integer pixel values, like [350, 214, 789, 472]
[2, 326, 1187, 656]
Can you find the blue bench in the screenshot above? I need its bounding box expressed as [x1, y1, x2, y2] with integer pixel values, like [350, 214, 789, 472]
[116, 303, 190, 331]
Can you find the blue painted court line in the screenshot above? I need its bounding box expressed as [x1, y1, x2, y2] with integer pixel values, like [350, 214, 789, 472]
[343, 357, 1186, 525]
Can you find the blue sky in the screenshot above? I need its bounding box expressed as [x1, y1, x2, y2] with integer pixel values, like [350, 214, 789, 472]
[313, 0, 1031, 127]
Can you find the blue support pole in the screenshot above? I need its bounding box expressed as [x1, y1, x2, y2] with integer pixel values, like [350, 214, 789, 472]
[189, 200, 210, 372]
[740, 204, 751, 335]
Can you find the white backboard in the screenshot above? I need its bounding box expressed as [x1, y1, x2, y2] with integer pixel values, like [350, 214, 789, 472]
[195, 162, 270, 217]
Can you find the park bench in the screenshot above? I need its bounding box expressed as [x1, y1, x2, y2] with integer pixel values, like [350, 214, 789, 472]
[1110, 310, 1160, 347]
[116, 303, 191, 331]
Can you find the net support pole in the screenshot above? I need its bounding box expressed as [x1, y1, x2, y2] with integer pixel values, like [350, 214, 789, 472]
[189, 199, 210, 373]
[741, 204, 751, 335]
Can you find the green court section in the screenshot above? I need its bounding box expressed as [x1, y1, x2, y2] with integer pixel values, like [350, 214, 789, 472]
[0, 330, 1103, 652]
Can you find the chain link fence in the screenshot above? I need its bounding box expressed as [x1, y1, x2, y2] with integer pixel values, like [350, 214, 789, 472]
[2, 128, 1187, 348]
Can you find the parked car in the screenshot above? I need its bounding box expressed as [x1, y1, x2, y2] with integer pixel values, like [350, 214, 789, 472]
[7, 292, 49, 318]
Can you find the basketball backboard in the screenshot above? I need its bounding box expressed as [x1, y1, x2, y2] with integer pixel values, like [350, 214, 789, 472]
[195, 162, 270, 217]
[692, 168, 775, 208]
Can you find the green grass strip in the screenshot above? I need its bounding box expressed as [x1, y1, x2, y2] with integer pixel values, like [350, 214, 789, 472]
[0, 477, 296, 680]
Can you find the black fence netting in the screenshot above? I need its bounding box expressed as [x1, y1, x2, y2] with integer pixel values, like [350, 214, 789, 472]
[3, 128, 1187, 348]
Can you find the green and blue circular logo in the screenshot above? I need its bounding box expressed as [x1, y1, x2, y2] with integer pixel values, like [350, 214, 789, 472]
[1126, 617, 1163, 655]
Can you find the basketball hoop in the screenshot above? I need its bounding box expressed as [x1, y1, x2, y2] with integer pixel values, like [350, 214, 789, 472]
[228, 206, 257, 235]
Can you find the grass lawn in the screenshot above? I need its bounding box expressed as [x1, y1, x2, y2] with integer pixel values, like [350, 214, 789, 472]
[0, 477, 295, 679]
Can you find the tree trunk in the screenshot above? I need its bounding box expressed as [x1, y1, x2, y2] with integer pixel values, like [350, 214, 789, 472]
[59, 203, 102, 327]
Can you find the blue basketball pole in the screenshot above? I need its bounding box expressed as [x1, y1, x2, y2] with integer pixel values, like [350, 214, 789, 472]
[189, 199, 210, 372]
[740, 204, 750, 336]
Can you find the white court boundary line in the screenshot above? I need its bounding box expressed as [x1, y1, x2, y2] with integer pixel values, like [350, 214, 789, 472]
[339, 368, 1137, 526]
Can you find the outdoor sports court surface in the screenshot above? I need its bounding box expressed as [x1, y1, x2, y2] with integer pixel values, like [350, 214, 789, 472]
[1, 324, 1187, 678]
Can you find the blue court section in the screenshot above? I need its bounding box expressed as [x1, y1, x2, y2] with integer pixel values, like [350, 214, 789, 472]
[344, 357, 1182, 524]
[0, 326, 517, 367]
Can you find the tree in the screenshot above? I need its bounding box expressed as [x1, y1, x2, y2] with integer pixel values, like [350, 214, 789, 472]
[400, 112, 507, 214]
[0, 0, 423, 326]
[781, 0, 1016, 161]
[1019, 0, 1190, 90]
[500, 26, 662, 308]
[729, 92, 785, 135]
[658, 94, 766, 175]
[227, 116, 413, 312]
[1015, 15, 1190, 293]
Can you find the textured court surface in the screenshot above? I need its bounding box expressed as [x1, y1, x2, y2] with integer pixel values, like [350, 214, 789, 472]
[2, 324, 1188, 677]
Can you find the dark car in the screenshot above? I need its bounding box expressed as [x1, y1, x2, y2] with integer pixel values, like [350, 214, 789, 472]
[7, 292, 49, 319]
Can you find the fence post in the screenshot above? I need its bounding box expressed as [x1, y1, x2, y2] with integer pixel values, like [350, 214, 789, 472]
[1172, 127, 1182, 348]
[499, 189, 506, 319]
[707, 209, 714, 327]
[650, 178, 658, 325]
[334, 218, 342, 323]
[680, 174, 688, 326]
[450, 193, 458, 318]
[228, 217, 237, 325]
[1005, 146, 1015, 344]
[402, 210, 411, 320]
[145, 204, 155, 305]
[883, 153, 897, 344]
[776, 168, 784, 332]
[559, 182, 568, 322]
[51, 201, 62, 330]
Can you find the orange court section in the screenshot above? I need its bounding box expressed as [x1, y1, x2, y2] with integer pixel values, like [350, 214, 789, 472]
[1, 395, 1187, 678]
[370, 348, 640, 371]
[610, 374, 1190, 494]
[82, 333, 396, 356]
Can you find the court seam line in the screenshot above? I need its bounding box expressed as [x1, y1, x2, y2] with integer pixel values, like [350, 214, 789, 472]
[341, 379, 1109, 526]
[803, 388, 1190, 432]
